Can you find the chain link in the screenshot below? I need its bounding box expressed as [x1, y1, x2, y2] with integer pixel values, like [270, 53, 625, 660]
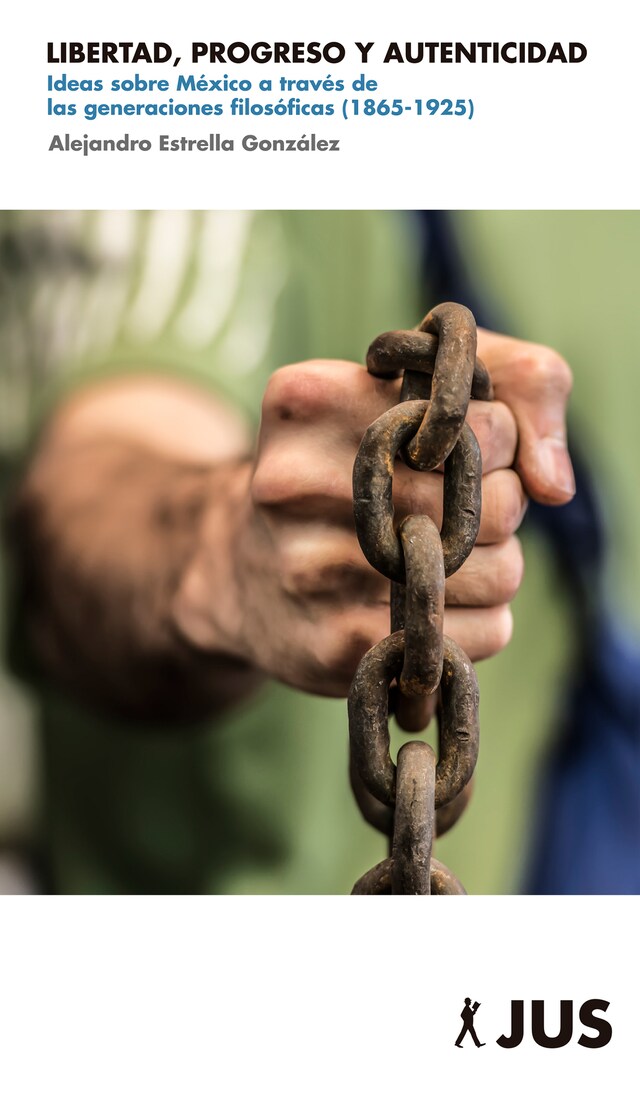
[348, 302, 492, 895]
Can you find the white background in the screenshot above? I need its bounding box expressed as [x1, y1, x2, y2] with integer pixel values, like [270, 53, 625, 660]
[0, 898, 630, 1093]
[0, 1, 637, 1090]
[0, 0, 635, 207]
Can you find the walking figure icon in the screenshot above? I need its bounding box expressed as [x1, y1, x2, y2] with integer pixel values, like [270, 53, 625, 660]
[455, 998, 486, 1047]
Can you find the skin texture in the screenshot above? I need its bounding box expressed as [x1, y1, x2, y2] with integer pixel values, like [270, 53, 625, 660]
[9, 329, 573, 720]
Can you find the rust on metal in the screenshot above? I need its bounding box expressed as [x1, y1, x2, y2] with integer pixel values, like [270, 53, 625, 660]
[369, 302, 477, 471]
[351, 859, 395, 895]
[435, 778, 474, 837]
[396, 515, 444, 696]
[441, 424, 482, 577]
[353, 404, 483, 584]
[348, 300, 488, 895]
[349, 757, 393, 837]
[349, 758, 474, 840]
[347, 631, 479, 811]
[402, 302, 477, 470]
[348, 630, 404, 808]
[366, 327, 493, 403]
[351, 856, 466, 895]
[430, 859, 467, 895]
[435, 636, 480, 809]
[391, 741, 436, 895]
[353, 400, 430, 584]
[348, 754, 473, 837]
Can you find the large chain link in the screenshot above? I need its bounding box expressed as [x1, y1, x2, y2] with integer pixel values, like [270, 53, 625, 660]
[348, 302, 493, 895]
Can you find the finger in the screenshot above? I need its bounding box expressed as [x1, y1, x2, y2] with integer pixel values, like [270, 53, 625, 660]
[444, 537, 524, 607]
[443, 604, 514, 662]
[256, 430, 527, 548]
[305, 595, 514, 699]
[260, 359, 401, 437]
[275, 524, 388, 603]
[257, 440, 527, 553]
[304, 602, 391, 696]
[394, 691, 438, 733]
[464, 399, 517, 473]
[263, 360, 517, 474]
[477, 329, 575, 505]
[394, 467, 528, 545]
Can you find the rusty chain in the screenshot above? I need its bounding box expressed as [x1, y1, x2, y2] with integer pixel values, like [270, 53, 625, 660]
[348, 302, 493, 895]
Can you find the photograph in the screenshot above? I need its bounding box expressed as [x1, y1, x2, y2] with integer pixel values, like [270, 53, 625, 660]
[1, 209, 637, 896]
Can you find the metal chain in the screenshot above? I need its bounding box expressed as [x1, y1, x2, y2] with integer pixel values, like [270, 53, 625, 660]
[348, 302, 493, 895]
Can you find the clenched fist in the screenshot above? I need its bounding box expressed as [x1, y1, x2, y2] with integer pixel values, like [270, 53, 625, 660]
[12, 328, 573, 717]
[174, 330, 573, 698]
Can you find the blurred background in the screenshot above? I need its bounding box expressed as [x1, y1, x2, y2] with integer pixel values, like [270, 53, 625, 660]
[0, 210, 638, 894]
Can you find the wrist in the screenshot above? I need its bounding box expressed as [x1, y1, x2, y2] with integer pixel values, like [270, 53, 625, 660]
[171, 458, 254, 666]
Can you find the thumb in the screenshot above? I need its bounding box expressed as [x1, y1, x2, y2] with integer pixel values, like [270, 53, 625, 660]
[478, 331, 576, 506]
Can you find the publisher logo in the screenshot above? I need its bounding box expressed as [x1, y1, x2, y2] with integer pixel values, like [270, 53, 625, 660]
[454, 998, 485, 1048]
[454, 998, 612, 1049]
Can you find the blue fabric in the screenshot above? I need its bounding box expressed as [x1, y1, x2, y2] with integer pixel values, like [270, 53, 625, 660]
[525, 609, 640, 893]
[418, 211, 640, 894]
[524, 453, 640, 893]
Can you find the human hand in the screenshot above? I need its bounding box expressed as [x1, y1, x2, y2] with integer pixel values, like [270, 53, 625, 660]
[477, 328, 575, 505]
[175, 331, 574, 698]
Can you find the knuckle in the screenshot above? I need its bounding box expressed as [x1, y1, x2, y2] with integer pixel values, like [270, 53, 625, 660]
[277, 541, 308, 593]
[317, 612, 382, 682]
[251, 445, 349, 508]
[261, 360, 359, 422]
[262, 363, 325, 421]
[469, 399, 515, 461]
[491, 470, 527, 537]
[469, 398, 493, 430]
[513, 345, 573, 399]
[277, 544, 340, 598]
[250, 448, 293, 505]
[466, 401, 493, 453]
[445, 538, 524, 607]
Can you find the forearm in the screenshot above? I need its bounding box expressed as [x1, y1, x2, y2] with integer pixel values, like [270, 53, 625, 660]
[8, 384, 262, 721]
